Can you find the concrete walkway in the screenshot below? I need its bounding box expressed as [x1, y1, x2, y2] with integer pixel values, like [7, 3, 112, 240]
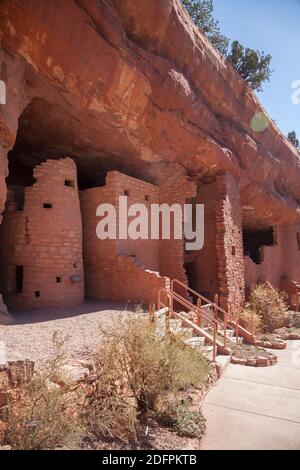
[201, 340, 300, 450]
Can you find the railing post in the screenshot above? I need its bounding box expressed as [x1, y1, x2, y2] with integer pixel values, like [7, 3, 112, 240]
[214, 294, 219, 321]
[149, 302, 155, 324]
[196, 298, 201, 327]
[213, 327, 216, 362]
[166, 293, 172, 333]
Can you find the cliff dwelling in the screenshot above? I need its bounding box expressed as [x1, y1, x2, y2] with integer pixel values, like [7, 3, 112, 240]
[1, 0, 300, 320]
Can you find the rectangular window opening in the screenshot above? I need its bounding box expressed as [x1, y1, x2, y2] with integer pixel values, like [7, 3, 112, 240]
[34, 291, 40, 298]
[65, 179, 75, 188]
[43, 203, 52, 209]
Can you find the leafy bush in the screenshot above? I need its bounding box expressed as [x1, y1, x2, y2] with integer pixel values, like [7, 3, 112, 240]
[239, 308, 262, 334]
[157, 399, 206, 438]
[85, 316, 211, 444]
[5, 333, 83, 450]
[249, 283, 288, 333]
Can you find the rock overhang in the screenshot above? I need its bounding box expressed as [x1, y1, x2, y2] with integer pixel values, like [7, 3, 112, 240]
[0, 0, 299, 230]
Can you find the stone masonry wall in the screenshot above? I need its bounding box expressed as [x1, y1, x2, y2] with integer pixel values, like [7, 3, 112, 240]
[244, 227, 283, 296]
[159, 176, 196, 287]
[80, 171, 169, 305]
[216, 174, 245, 313]
[281, 223, 300, 283]
[0, 158, 84, 310]
[244, 225, 300, 305]
[193, 181, 218, 299]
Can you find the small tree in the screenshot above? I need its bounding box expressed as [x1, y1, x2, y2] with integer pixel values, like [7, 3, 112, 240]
[288, 131, 299, 150]
[181, 0, 273, 92]
[181, 0, 229, 55]
[226, 41, 273, 92]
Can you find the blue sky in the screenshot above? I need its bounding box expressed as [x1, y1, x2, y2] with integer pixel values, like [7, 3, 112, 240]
[213, 0, 300, 139]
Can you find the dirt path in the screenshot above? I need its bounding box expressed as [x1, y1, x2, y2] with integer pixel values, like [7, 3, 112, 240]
[0, 300, 139, 365]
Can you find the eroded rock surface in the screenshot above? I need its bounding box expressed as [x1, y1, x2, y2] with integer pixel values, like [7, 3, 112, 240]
[0, 0, 299, 231]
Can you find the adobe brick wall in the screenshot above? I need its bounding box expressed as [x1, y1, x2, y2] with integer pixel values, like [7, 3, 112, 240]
[243, 224, 300, 306]
[80, 171, 169, 305]
[193, 181, 218, 299]
[114, 172, 160, 271]
[281, 223, 300, 283]
[159, 176, 196, 286]
[0, 158, 84, 310]
[216, 174, 245, 313]
[0, 145, 8, 226]
[244, 228, 283, 296]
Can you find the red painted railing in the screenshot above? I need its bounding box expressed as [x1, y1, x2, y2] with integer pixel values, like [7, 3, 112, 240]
[170, 279, 240, 344]
[157, 287, 218, 361]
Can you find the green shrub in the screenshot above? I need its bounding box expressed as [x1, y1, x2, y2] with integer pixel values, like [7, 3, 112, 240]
[157, 399, 206, 438]
[85, 316, 211, 444]
[249, 283, 288, 333]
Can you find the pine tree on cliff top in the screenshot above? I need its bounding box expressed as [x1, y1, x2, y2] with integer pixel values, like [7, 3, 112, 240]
[288, 131, 300, 150]
[181, 0, 273, 92]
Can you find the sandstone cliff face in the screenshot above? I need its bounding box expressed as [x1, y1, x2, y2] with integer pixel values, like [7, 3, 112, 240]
[0, 0, 299, 230]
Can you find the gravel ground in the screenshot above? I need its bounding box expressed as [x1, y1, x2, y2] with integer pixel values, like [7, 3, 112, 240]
[0, 300, 141, 365]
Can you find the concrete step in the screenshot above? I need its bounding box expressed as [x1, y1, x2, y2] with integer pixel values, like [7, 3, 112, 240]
[184, 336, 206, 348]
[169, 318, 182, 333]
[215, 354, 231, 377]
[180, 326, 194, 338]
[220, 329, 235, 338]
[202, 344, 214, 361]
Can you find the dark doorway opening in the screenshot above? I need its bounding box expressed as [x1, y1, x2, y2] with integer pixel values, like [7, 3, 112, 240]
[243, 227, 275, 264]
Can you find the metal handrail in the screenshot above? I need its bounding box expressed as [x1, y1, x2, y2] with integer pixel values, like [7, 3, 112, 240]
[171, 278, 239, 344]
[168, 287, 227, 347]
[157, 287, 218, 361]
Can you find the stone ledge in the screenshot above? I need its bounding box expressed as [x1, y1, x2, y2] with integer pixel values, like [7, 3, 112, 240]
[231, 354, 278, 367]
[276, 333, 300, 340]
[255, 339, 287, 349]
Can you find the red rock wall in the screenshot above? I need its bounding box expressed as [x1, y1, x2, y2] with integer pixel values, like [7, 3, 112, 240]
[216, 174, 245, 313]
[0, 158, 84, 310]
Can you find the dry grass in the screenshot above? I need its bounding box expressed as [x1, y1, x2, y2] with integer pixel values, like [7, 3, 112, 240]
[4, 317, 212, 449]
[239, 308, 261, 334]
[5, 333, 84, 450]
[84, 316, 211, 445]
[248, 283, 288, 333]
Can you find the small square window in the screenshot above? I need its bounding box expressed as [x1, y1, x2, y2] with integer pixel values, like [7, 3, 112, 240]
[145, 195, 150, 202]
[124, 190, 130, 197]
[43, 203, 52, 209]
[231, 246, 236, 256]
[56, 276, 62, 283]
[65, 179, 75, 188]
[35, 291, 40, 298]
